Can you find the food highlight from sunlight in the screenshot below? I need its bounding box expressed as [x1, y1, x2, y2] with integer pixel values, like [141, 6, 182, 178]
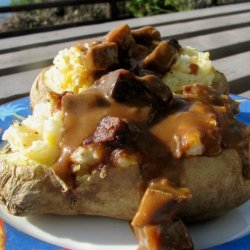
[0, 24, 249, 250]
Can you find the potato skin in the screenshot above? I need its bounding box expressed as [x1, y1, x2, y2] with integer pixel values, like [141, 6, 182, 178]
[211, 70, 229, 95]
[0, 152, 142, 220]
[179, 149, 250, 221]
[30, 68, 50, 109]
[0, 149, 249, 222]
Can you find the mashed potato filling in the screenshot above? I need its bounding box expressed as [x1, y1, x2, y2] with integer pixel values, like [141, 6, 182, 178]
[3, 103, 64, 166]
[44, 46, 93, 94]
[163, 46, 216, 92]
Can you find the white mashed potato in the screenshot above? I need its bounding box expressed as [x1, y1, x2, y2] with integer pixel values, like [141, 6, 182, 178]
[44, 46, 93, 94]
[3, 103, 64, 166]
[163, 46, 216, 92]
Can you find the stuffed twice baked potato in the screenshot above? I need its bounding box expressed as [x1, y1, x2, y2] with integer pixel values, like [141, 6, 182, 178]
[1, 24, 250, 249]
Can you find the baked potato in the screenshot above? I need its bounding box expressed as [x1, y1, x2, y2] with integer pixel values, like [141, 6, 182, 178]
[1, 24, 249, 249]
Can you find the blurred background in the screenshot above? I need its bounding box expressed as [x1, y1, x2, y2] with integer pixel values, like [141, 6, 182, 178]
[0, 0, 248, 37]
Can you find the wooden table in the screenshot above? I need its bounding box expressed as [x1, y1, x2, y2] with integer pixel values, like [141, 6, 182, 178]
[0, 2, 249, 104]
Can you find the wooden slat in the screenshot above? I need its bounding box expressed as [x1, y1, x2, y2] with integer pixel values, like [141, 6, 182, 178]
[157, 12, 250, 40]
[0, 12, 249, 74]
[0, 41, 76, 75]
[240, 91, 250, 99]
[0, 2, 249, 53]
[213, 52, 250, 94]
[213, 52, 250, 82]
[1, 52, 249, 101]
[0, 69, 41, 101]
[179, 27, 250, 60]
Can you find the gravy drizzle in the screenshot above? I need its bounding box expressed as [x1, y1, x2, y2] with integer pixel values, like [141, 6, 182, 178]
[53, 83, 250, 186]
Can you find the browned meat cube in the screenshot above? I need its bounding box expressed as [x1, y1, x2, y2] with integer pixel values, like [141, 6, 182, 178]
[96, 69, 172, 107]
[141, 75, 172, 107]
[133, 220, 194, 250]
[75, 40, 102, 52]
[132, 179, 193, 250]
[169, 39, 181, 50]
[143, 41, 178, 74]
[131, 26, 161, 46]
[85, 42, 118, 71]
[105, 24, 136, 50]
[92, 116, 136, 146]
[132, 179, 192, 227]
[96, 69, 144, 102]
[161, 219, 194, 250]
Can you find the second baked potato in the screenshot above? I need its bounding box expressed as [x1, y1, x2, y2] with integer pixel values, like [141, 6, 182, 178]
[30, 25, 228, 108]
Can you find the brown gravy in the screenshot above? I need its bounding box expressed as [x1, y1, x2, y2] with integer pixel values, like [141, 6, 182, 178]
[53, 87, 152, 182]
[53, 84, 250, 186]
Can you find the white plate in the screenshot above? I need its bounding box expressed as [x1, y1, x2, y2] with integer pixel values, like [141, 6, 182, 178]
[1, 201, 250, 250]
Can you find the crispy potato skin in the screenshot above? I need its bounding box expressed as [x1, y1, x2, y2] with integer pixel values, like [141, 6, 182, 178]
[0, 149, 249, 222]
